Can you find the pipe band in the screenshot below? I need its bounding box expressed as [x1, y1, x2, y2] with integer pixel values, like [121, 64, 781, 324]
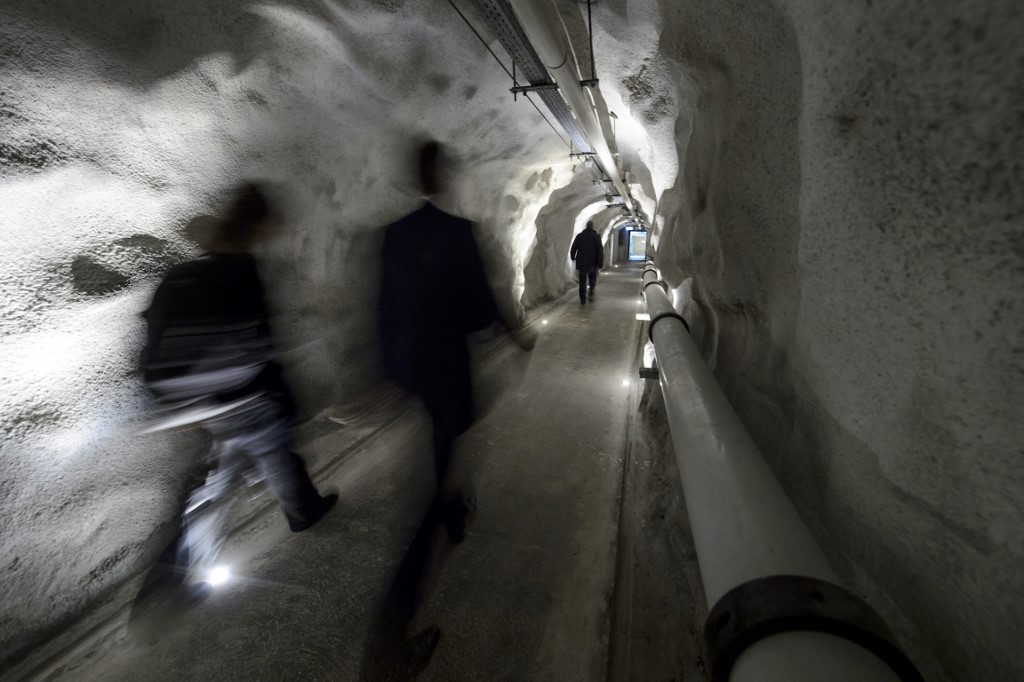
[648, 310, 689, 340]
[704, 575, 922, 682]
[642, 279, 668, 294]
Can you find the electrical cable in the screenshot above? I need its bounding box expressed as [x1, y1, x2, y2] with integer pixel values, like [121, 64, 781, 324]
[524, 95, 570, 148]
[446, 0, 513, 79]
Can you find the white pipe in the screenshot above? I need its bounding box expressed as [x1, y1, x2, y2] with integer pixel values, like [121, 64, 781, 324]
[642, 265, 902, 682]
[642, 267, 837, 596]
[507, 0, 639, 224]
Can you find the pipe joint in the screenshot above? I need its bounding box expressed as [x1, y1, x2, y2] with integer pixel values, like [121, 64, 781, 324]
[705, 576, 922, 682]
[648, 309, 689, 341]
[642, 278, 667, 294]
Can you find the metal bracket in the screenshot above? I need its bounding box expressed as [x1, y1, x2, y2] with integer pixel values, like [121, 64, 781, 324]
[580, 78, 599, 88]
[510, 82, 559, 95]
[638, 367, 659, 381]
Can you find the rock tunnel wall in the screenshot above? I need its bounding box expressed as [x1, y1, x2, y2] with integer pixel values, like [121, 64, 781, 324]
[621, 0, 1021, 679]
[0, 0, 582, 665]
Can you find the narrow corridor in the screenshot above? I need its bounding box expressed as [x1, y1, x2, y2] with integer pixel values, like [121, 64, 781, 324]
[44, 264, 647, 680]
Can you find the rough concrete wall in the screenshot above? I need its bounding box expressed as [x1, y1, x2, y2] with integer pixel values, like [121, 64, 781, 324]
[450, 158, 575, 322]
[0, 0, 589, 664]
[647, 0, 1023, 679]
[521, 169, 614, 307]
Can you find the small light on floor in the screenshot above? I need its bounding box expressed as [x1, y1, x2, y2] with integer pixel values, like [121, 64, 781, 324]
[622, 379, 630, 387]
[636, 313, 650, 321]
[542, 319, 548, 325]
[208, 565, 232, 587]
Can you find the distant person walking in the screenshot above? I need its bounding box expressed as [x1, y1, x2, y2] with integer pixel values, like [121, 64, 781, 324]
[378, 141, 501, 544]
[142, 183, 336, 600]
[570, 220, 604, 304]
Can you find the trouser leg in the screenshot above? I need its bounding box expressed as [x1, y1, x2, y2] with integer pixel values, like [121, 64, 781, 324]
[236, 401, 324, 526]
[253, 447, 324, 526]
[426, 401, 460, 495]
[205, 398, 324, 529]
[588, 267, 598, 295]
[421, 376, 473, 498]
[423, 385, 475, 543]
[430, 415, 455, 488]
[178, 438, 245, 584]
[578, 270, 587, 303]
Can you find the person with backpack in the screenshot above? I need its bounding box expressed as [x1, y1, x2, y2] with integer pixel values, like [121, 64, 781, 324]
[569, 220, 605, 304]
[142, 183, 336, 599]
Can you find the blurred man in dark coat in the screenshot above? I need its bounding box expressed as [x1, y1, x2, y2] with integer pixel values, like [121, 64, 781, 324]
[378, 141, 499, 543]
[570, 220, 604, 303]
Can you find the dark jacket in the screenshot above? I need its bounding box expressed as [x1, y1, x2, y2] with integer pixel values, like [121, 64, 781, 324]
[378, 202, 498, 394]
[570, 227, 604, 270]
[142, 252, 277, 404]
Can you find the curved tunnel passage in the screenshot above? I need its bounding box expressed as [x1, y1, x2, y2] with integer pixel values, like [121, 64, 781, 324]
[1, 1, 1022, 680]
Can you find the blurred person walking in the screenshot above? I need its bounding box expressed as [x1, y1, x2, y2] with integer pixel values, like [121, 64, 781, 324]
[141, 183, 336, 601]
[570, 220, 604, 303]
[367, 141, 539, 675]
[378, 141, 501, 544]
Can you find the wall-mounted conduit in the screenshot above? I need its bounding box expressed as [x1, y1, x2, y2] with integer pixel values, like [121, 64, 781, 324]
[505, 0, 641, 225]
[467, 0, 593, 153]
[641, 262, 922, 682]
[458, 0, 643, 226]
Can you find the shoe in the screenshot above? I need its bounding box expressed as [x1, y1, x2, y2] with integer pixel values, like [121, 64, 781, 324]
[289, 493, 338, 532]
[580, 299, 586, 305]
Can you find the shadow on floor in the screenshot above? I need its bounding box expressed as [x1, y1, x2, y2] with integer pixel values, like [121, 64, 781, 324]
[358, 505, 447, 681]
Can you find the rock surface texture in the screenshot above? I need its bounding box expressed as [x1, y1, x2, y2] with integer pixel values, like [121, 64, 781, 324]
[0, 0, 1020, 679]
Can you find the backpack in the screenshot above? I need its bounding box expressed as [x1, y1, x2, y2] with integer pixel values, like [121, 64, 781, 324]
[142, 254, 272, 403]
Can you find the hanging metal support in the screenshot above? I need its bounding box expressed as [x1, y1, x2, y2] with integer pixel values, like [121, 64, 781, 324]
[587, 0, 596, 81]
[509, 81, 559, 95]
[638, 366, 659, 380]
[508, 0, 637, 221]
[640, 262, 922, 682]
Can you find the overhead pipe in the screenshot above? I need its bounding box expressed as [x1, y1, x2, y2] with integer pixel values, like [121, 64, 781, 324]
[466, 0, 594, 152]
[506, 0, 640, 225]
[641, 263, 921, 682]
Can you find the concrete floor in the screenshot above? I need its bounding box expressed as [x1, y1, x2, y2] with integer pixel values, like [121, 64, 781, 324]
[35, 263, 649, 681]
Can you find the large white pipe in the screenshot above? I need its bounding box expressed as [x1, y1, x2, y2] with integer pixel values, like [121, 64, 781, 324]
[642, 265, 905, 681]
[507, 0, 639, 224]
[642, 267, 837, 598]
